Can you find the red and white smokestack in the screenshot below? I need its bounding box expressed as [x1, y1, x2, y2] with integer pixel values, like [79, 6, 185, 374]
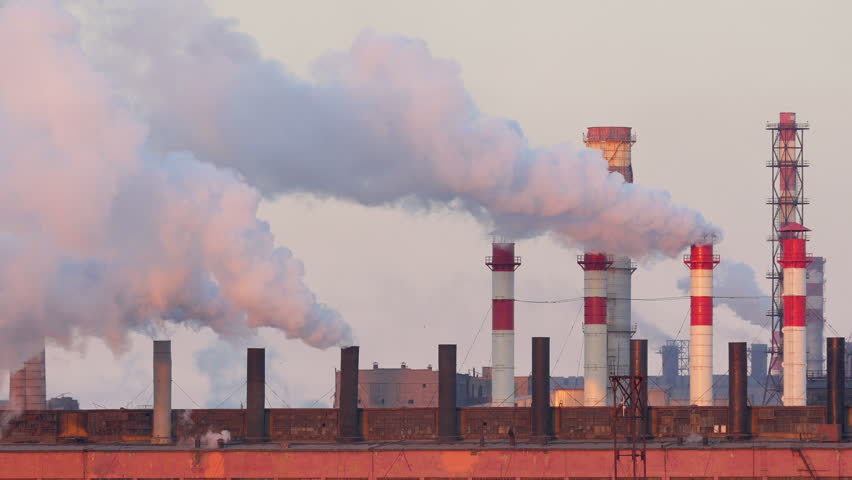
[584, 127, 638, 378]
[486, 242, 520, 406]
[578, 253, 612, 406]
[806, 257, 826, 374]
[779, 222, 812, 406]
[684, 243, 719, 406]
[778, 112, 799, 226]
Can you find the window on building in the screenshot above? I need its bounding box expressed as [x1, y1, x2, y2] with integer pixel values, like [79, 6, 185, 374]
[408, 399, 414, 405]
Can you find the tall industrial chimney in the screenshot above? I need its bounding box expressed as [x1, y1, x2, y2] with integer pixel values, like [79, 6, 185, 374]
[486, 242, 520, 407]
[578, 253, 612, 406]
[9, 347, 46, 411]
[779, 222, 812, 406]
[584, 127, 637, 378]
[684, 242, 719, 406]
[751, 343, 768, 384]
[531, 337, 551, 442]
[806, 257, 826, 374]
[246, 348, 266, 441]
[826, 337, 845, 428]
[337, 346, 361, 441]
[437, 344, 459, 441]
[151, 340, 172, 445]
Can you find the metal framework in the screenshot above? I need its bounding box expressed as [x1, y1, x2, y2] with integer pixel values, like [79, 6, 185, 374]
[763, 115, 809, 405]
[611, 375, 647, 480]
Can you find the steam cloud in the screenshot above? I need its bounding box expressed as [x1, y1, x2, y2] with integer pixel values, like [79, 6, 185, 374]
[0, 1, 351, 369]
[677, 261, 770, 327]
[69, 0, 718, 258]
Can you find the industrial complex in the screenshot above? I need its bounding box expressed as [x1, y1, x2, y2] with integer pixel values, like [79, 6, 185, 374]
[2, 112, 851, 479]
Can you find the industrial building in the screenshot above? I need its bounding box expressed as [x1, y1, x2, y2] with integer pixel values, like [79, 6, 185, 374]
[331, 362, 492, 408]
[2, 112, 851, 479]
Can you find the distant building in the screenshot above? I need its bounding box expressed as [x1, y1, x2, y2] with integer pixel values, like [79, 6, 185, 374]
[333, 362, 490, 408]
[48, 395, 79, 410]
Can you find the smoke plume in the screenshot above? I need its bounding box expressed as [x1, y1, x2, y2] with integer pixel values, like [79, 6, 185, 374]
[68, 0, 718, 258]
[0, 1, 351, 369]
[677, 261, 770, 327]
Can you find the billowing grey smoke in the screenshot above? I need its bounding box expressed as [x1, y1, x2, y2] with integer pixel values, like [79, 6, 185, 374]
[69, 0, 718, 258]
[677, 261, 770, 327]
[0, 1, 351, 370]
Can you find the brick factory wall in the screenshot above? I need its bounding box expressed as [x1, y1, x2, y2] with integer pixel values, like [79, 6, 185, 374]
[0, 405, 843, 444]
[751, 406, 825, 438]
[0, 411, 57, 443]
[460, 407, 531, 439]
[174, 409, 246, 441]
[555, 407, 613, 439]
[269, 408, 337, 442]
[652, 407, 728, 437]
[86, 409, 152, 442]
[362, 408, 436, 440]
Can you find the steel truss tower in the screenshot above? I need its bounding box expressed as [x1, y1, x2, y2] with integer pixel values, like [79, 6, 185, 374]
[764, 112, 809, 405]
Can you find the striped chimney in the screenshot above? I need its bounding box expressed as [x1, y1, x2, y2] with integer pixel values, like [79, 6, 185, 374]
[684, 243, 719, 406]
[486, 242, 520, 406]
[806, 257, 825, 374]
[578, 253, 613, 406]
[584, 126, 638, 378]
[779, 222, 812, 406]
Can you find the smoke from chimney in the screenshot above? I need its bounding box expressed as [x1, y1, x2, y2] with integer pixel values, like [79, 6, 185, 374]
[0, 1, 351, 370]
[677, 260, 769, 327]
[69, 0, 719, 258]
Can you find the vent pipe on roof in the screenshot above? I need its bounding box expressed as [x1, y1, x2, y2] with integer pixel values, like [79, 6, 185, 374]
[728, 342, 749, 439]
[437, 344, 459, 441]
[246, 348, 267, 441]
[152, 340, 172, 445]
[338, 346, 361, 442]
[531, 337, 551, 443]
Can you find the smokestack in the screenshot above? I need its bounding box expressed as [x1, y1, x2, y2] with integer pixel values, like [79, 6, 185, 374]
[779, 223, 811, 406]
[486, 242, 520, 407]
[578, 253, 612, 406]
[584, 127, 638, 378]
[151, 340, 172, 445]
[583, 127, 636, 375]
[531, 337, 551, 442]
[9, 347, 46, 411]
[437, 344, 459, 441]
[806, 257, 826, 374]
[751, 343, 768, 383]
[630, 339, 648, 436]
[827, 338, 845, 428]
[246, 348, 266, 441]
[661, 344, 679, 385]
[338, 346, 361, 442]
[728, 342, 749, 439]
[778, 112, 799, 227]
[684, 242, 719, 406]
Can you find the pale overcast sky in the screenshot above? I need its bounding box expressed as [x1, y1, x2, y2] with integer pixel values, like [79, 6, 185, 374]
[5, 0, 852, 408]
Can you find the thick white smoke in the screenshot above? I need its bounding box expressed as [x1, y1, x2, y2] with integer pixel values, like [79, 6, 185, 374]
[0, 1, 351, 369]
[68, 0, 718, 258]
[677, 261, 770, 327]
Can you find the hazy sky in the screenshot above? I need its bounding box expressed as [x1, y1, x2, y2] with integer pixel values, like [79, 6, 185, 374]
[5, 0, 851, 409]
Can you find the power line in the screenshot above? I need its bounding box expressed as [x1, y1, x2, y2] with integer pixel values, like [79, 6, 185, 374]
[213, 380, 247, 409]
[459, 304, 491, 371]
[172, 380, 202, 409]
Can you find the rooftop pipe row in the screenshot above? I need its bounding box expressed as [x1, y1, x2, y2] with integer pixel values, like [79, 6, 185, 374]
[148, 337, 847, 444]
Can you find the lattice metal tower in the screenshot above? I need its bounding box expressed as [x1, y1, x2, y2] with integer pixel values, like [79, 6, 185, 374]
[763, 112, 809, 405]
